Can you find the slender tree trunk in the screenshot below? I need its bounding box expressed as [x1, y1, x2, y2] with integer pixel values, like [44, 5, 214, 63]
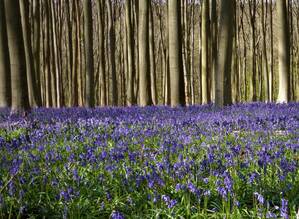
[32, 0, 42, 106]
[262, 0, 269, 102]
[269, 0, 274, 102]
[106, 0, 118, 105]
[4, 0, 30, 111]
[96, 1, 106, 106]
[49, 0, 57, 107]
[138, 0, 152, 106]
[20, 0, 42, 107]
[149, 2, 157, 105]
[182, 0, 190, 105]
[0, 0, 11, 107]
[51, 0, 60, 107]
[125, 0, 135, 106]
[190, 0, 195, 105]
[198, 4, 202, 104]
[168, 0, 185, 107]
[277, 0, 290, 102]
[249, 0, 257, 102]
[83, 0, 95, 107]
[211, 0, 217, 103]
[201, 0, 210, 104]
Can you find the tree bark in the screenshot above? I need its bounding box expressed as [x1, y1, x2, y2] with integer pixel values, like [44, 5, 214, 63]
[149, 2, 157, 105]
[4, 0, 30, 111]
[201, 0, 210, 104]
[106, 0, 118, 105]
[83, 0, 95, 107]
[215, 0, 234, 107]
[0, 0, 11, 107]
[168, 0, 185, 107]
[277, 0, 290, 102]
[138, 0, 152, 106]
[125, 0, 136, 106]
[22, 0, 42, 107]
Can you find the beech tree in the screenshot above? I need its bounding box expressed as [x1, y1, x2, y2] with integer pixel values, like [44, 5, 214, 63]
[4, 0, 29, 111]
[168, 0, 185, 107]
[0, 0, 10, 107]
[83, 0, 95, 107]
[139, 0, 152, 106]
[277, 0, 290, 103]
[215, 0, 234, 107]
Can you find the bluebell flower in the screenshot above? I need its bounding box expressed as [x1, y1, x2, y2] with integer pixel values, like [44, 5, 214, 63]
[111, 211, 124, 219]
[280, 198, 289, 219]
[203, 190, 211, 197]
[162, 195, 170, 203]
[8, 181, 15, 196]
[73, 169, 80, 183]
[60, 190, 71, 202]
[266, 211, 277, 219]
[254, 192, 264, 205]
[217, 187, 227, 200]
[168, 199, 177, 208]
[203, 178, 209, 184]
[188, 182, 199, 195]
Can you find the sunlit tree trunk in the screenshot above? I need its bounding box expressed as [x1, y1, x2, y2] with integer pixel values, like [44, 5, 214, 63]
[149, 2, 157, 105]
[138, 0, 152, 106]
[277, 0, 290, 103]
[261, 0, 269, 102]
[211, 0, 217, 103]
[201, 0, 210, 104]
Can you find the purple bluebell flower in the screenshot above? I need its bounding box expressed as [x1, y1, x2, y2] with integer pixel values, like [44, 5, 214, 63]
[266, 211, 277, 219]
[188, 182, 199, 195]
[280, 199, 289, 219]
[217, 187, 227, 200]
[254, 192, 264, 205]
[203, 190, 211, 197]
[162, 195, 170, 203]
[111, 211, 124, 219]
[168, 199, 177, 208]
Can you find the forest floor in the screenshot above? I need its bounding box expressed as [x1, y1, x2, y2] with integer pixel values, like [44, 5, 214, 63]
[0, 103, 298, 218]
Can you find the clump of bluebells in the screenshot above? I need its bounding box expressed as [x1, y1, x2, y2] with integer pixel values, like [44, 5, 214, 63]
[0, 103, 298, 218]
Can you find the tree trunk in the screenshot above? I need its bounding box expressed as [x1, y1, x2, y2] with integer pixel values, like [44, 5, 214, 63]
[168, 0, 185, 107]
[277, 0, 290, 102]
[211, 0, 217, 103]
[106, 0, 118, 105]
[261, 0, 269, 102]
[201, 0, 210, 104]
[96, 1, 106, 106]
[4, 0, 30, 111]
[83, 0, 95, 107]
[138, 0, 152, 106]
[0, 0, 11, 107]
[249, 0, 257, 102]
[125, 0, 135, 106]
[149, 2, 157, 105]
[215, 0, 234, 107]
[269, 0, 274, 102]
